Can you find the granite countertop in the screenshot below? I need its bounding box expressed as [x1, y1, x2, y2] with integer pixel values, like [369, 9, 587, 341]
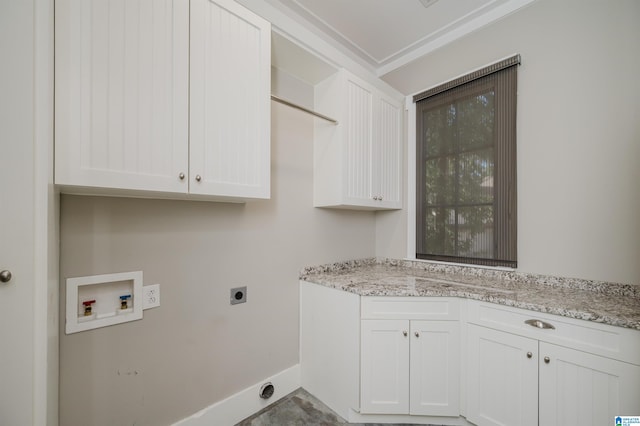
[300, 258, 640, 331]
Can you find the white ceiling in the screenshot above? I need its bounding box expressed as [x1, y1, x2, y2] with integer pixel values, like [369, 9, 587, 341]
[267, 0, 536, 77]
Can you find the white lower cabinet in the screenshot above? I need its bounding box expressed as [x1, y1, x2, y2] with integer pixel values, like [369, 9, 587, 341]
[301, 284, 640, 425]
[538, 342, 640, 426]
[410, 320, 461, 416]
[360, 320, 410, 414]
[360, 299, 460, 417]
[466, 302, 640, 426]
[466, 324, 538, 426]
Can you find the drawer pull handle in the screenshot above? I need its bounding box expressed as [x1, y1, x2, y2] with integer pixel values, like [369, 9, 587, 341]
[525, 319, 555, 330]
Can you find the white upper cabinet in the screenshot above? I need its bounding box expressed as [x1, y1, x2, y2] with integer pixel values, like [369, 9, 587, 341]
[55, 0, 270, 200]
[314, 69, 402, 210]
[190, 0, 270, 199]
[373, 95, 403, 207]
[55, 0, 190, 194]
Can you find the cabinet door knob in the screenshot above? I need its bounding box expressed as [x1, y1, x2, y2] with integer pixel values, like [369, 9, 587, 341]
[379, 196, 383, 201]
[526, 352, 533, 359]
[403, 331, 407, 337]
[373, 196, 378, 200]
[544, 356, 550, 364]
[178, 172, 185, 181]
[414, 332, 420, 338]
[195, 175, 202, 182]
[0, 270, 12, 283]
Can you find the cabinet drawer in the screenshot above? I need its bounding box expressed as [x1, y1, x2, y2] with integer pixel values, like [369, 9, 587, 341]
[361, 297, 459, 320]
[467, 301, 640, 366]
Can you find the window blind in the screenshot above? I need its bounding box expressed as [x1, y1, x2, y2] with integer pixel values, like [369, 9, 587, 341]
[415, 56, 519, 267]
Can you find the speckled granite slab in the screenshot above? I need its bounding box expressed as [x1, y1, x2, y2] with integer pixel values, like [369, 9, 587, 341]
[300, 258, 640, 331]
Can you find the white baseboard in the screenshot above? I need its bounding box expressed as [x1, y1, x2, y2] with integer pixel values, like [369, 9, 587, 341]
[348, 409, 474, 426]
[348, 409, 475, 425]
[172, 364, 301, 426]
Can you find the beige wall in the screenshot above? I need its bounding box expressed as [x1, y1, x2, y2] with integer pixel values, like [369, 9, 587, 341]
[381, 0, 640, 284]
[59, 71, 375, 425]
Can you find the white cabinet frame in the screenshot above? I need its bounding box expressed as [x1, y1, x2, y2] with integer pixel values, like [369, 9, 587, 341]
[360, 297, 461, 417]
[55, 0, 271, 201]
[314, 69, 402, 210]
[300, 284, 640, 426]
[466, 301, 640, 426]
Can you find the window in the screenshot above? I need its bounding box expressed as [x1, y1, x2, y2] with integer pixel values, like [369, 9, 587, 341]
[415, 55, 519, 267]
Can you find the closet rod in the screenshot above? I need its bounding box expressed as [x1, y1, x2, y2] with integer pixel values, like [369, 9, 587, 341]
[270, 95, 338, 124]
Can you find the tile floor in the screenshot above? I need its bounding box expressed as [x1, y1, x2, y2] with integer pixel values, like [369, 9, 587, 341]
[236, 388, 440, 426]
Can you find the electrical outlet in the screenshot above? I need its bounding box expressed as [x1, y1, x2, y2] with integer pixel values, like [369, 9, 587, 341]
[230, 286, 247, 305]
[143, 284, 160, 309]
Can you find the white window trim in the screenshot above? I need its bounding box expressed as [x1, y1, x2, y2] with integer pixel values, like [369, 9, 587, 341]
[406, 97, 417, 260]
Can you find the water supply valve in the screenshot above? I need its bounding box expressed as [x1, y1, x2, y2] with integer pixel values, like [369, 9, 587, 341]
[119, 294, 132, 310]
[82, 299, 96, 316]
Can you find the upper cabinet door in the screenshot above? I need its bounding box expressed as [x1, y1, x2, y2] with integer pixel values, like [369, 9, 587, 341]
[313, 69, 402, 210]
[189, 0, 271, 199]
[344, 77, 374, 205]
[55, 0, 189, 193]
[373, 94, 402, 208]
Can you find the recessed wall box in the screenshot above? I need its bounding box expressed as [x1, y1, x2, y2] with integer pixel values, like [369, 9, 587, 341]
[65, 271, 143, 334]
